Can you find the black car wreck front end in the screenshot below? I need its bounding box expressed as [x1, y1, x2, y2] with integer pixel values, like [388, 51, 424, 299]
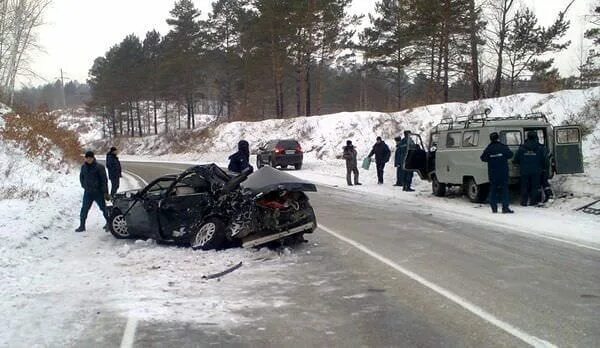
[229, 166, 318, 247]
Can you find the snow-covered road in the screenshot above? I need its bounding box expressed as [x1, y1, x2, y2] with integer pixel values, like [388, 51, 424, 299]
[2, 160, 599, 347]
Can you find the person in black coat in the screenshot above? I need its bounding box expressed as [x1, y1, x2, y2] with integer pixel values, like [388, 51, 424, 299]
[76, 151, 110, 232]
[228, 140, 253, 174]
[368, 136, 391, 184]
[393, 135, 404, 187]
[106, 147, 122, 197]
[481, 132, 514, 214]
[514, 131, 547, 206]
[399, 130, 415, 191]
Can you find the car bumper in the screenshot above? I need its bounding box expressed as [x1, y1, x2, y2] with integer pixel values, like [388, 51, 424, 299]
[242, 221, 316, 248]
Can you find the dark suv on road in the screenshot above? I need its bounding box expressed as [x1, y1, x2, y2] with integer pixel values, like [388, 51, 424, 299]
[256, 139, 304, 170]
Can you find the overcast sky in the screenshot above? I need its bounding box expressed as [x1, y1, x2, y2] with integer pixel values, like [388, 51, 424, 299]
[22, 0, 596, 87]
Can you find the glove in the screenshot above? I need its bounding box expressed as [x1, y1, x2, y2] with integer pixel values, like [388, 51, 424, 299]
[104, 193, 112, 201]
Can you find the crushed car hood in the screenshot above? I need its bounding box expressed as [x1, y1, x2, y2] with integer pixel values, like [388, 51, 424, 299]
[241, 166, 317, 194]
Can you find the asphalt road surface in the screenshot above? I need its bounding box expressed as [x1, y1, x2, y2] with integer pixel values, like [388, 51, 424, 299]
[97, 161, 600, 347]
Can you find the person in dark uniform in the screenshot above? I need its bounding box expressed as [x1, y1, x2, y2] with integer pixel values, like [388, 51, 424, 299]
[76, 151, 110, 232]
[106, 147, 122, 197]
[368, 136, 391, 184]
[400, 130, 415, 191]
[393, 135, 404, 187]
[228, 140, 253, 174]
[514, 131, 546, 206]
[481, 132, 514, 214]
[343, 140, 361, 186]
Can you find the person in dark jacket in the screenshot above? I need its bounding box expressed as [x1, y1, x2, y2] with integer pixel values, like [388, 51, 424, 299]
[393, 135, 404, 187]
[343, 140, 361, 186]
[399, 130, 415, 191]
[481, 132, 514, 214]
[228, 140, 253, 174]
[368, 136, 391, 184]
[76, 151, 110, 232]
[514, 131, 546, 206]
[106, 147, 122, 197]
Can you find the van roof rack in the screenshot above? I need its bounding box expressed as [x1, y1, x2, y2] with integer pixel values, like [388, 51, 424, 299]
[431, 110, 548, 131]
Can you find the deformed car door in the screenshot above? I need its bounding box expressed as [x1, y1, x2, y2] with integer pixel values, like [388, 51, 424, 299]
[553, 126, 584, 174]
[403, 134, 428, 180]
[125, 177, 174, 239]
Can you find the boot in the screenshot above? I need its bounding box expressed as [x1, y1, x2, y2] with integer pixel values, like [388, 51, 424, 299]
[75, 225, 86, 232]
[502, 208, 514, 214]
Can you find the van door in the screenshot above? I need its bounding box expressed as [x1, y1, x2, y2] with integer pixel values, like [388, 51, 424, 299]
[553, 126, 584, 174]
[403, 134, 428, 180]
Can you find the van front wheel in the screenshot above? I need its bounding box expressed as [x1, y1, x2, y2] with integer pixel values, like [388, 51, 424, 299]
[432, 175, 446, 197]
[465, 178, 488, 203]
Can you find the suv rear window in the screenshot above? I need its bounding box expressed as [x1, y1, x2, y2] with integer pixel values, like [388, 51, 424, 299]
[278, 140, 300, 149]
[462, 131, 479, 147]
[500, 131, 522, 145]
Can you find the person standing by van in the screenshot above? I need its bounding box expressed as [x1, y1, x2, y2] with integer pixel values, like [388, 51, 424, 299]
[106, 147, 122, 197]
[400, 130, 415, 191]
[514, 131, 546, 206]
[393, 135, 404, 187]
[343, 140, 361, 186]
[368, 136, 391, 184]
[481, 132, 514, 214]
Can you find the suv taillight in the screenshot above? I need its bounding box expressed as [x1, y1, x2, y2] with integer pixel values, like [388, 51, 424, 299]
[296, 144, 303, 153]
[275, 146, 285, 154]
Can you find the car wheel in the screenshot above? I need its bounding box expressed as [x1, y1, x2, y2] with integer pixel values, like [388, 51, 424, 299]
[190, 218, 226, 251]
[465, 177, 488, 203]
[294, 163, 302, 170]
[256, 157, 263, 169]
[432, 175, 446, 197]
[109, 212, 130, 239]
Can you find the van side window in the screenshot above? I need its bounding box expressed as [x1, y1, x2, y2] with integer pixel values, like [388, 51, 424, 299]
[462, 131, 479, 147]
[556, 128, 580, 144]
[500, 131, 522, 145]
[446, 132, 461, 148]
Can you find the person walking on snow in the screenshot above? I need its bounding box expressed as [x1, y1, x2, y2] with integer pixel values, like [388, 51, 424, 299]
[75, 151, 110, 232]
[368, 136, 391, 184]
[514, 131, 546, 206]
[480, 132, 514, 214]
[343, 140, 361, 186]
[228, 140, 253, 174]
[106, 146, 122, 197]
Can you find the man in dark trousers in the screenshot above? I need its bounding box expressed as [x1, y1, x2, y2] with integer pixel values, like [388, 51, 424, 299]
[514, 131, 546, 206]
[76, 151, 110, 232]
[106, 146, 122, 197]
[368, 136, 391, 184]
[480, 132, 514, 214]
[343, 140, 362, 186]
[393, 135, 404, 187]
[400, 130, 415, 191]
[228, 140, 253, 174]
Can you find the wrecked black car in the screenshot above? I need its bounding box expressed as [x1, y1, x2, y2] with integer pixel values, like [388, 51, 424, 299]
[107, 164, 317, 250]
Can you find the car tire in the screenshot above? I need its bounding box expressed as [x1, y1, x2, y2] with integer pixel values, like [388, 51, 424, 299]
[256, 156, 263, 169]
[432, 175, 446, 197]
[465, 177, 488, 203]
[109, 212, 130, 239]
[294, 163, 302, 170]
[190, 218, 226, 251]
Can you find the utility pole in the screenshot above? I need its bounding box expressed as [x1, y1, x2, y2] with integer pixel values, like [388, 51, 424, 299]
[60, 68, 66, 109]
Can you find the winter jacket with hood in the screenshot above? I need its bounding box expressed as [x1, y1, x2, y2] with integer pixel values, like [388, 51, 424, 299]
[343, 145, 358, 168]
[228, 140, 253, 173]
